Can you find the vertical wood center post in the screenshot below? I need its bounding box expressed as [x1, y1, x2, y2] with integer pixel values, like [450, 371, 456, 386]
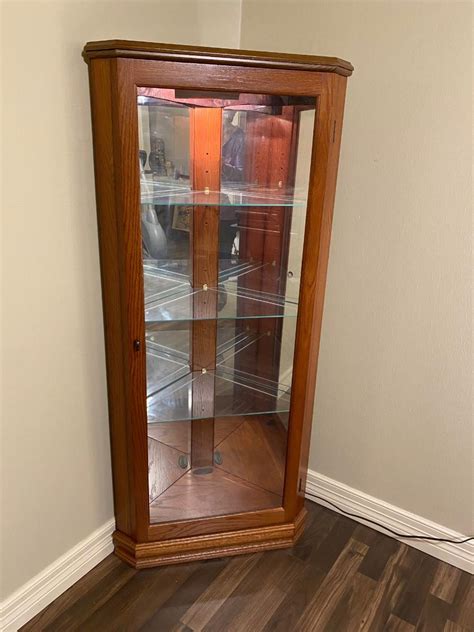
[190, 108, 222, 468]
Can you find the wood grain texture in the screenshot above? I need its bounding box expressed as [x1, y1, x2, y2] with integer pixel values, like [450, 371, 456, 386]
[118, 58, 327, 98]
[86, 49, 351, 560]
[189, 108, 221, 467]
[430, 561, 462, 604]
[82, 40, 354, 76]
[190, 419, 215, 469]
[148, 420, 191, 453]
[214, 417, 245, 446]
[76, 563, 196, 631]
[449, 573, 474, 629]
[40, 562, 136, 632]
[359, 545, 412, 631]
[19, 555, 128, 632]
[148, 437, 189, 502]
[239, 107, 297, 398]
[147, 505, 286, 542]
[138, 557, 228, 631]
[416, 594, 451, 632]
[385, 614, 416, 631]
[443, 621, 469, 632]
[392, 550, 439, 625]
[358, 529, 400, 581]
[180, 553, 262, 630]
[21, 503, 473, 632]
[87, 57, 135, 535]
[149, 467, 281, 523]
[148, 416, 253, 453]
[115, 506, 305, 569]
[216, 416, 287, 495]
[149, 413, 286, 524]
[325, 571, 377, 631]
[295, 538, 369, 631]
[111, 58, 150, 540]
[284, 73, 349, 520]
[203, 551, 304, 632]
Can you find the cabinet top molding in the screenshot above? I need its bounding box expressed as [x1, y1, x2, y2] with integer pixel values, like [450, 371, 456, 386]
[82, 40, 353, 76]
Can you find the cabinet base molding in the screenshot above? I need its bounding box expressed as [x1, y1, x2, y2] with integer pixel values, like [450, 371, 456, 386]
[113, 508, 306, 568]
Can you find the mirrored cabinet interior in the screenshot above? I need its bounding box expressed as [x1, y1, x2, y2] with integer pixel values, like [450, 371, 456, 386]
[83, 41, 352, 567]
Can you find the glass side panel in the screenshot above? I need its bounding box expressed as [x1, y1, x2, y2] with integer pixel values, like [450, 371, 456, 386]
[138, 88, 316, 524]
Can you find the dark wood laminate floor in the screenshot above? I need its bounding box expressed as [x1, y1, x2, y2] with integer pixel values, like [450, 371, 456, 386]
[21, 502, 473, 631]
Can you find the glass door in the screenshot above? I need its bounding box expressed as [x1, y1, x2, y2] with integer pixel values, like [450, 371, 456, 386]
[137, 89, 316, 523]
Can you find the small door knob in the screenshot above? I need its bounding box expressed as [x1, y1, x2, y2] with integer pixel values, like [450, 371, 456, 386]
[133, 339, 141, 352]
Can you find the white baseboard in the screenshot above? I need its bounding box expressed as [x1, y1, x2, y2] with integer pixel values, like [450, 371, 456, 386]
[1, 475, 471, 631]
[0, 518, 115, 632]
[305, 470, 473, 574]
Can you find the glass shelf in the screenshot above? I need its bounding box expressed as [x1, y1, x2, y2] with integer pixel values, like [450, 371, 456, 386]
[144, 259, 299, 322]
[140, 178, 308, 207]
[146, 328, 292, 423]
[147, 369, 291, 423]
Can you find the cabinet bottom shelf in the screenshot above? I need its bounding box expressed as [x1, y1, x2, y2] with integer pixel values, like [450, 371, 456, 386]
[113, 506, 307, 569]
[148, 413, 287, 524]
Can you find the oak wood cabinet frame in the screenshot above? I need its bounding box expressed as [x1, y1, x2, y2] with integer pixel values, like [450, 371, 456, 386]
[83, 41, 352, 568]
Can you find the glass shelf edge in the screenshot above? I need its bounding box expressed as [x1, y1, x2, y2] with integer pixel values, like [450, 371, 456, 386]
[145, 312, 298, 324]
[146, 408, 291, 425]
[142, 198, 308, 208]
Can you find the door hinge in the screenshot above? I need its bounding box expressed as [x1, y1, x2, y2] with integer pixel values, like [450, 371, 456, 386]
[332, 120, 337, 143]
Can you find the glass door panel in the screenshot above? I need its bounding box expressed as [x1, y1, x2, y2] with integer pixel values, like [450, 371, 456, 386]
[138, 88, 316, 523]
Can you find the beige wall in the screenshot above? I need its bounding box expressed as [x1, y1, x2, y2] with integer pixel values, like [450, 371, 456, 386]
[0, 0, 241, 599]
[241, 0, 473, 534]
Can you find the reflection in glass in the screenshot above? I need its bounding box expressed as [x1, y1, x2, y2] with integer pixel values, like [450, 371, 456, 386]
[138, 90, 316, 523]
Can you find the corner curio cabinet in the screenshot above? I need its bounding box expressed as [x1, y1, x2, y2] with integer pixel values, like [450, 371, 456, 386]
[83, 40, 353, 567]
